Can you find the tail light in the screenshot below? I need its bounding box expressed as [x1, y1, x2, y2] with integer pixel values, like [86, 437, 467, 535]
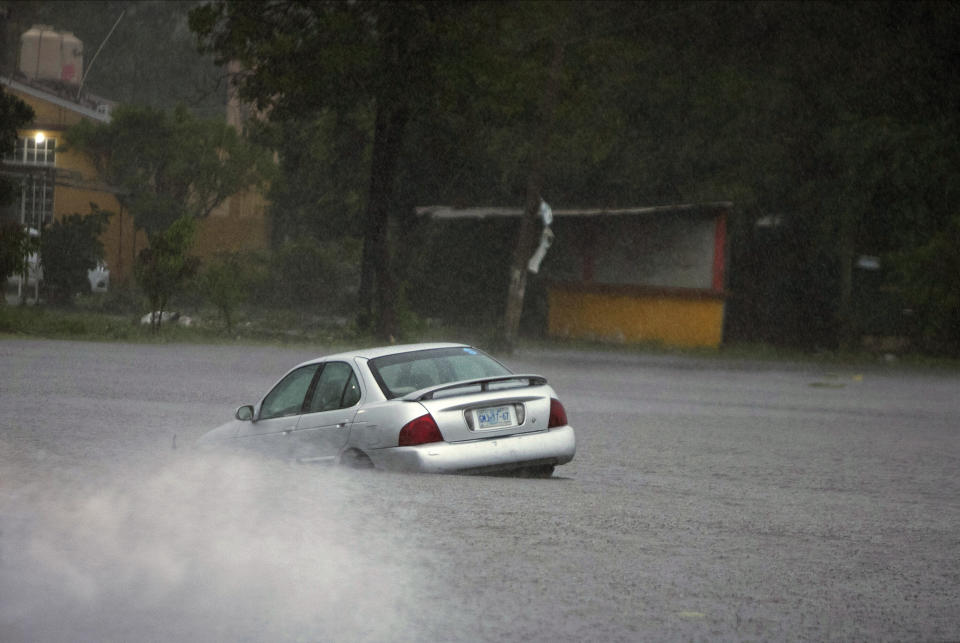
[399, 413, 444, 446]
[548, 398, 568, 428]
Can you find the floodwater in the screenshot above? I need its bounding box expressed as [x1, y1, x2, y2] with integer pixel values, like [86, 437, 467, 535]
[1, 339, 958, 641]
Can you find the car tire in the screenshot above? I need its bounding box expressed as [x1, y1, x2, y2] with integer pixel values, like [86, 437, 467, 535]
[520, 464, 555, 478]
[339, 449, 374, 469]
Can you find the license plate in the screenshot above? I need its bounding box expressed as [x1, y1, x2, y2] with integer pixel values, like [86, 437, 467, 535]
[476, 405, 514, 430]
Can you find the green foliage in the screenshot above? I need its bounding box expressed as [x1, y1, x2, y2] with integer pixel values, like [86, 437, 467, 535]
[197, 250, 263, 330]
[254, 110, 370, 244]
[134, 215, 199, 331]
[406, 218, 512, 327]
[0, 221, 29, 286]
[0, 86, 34, 206]
[892, 214, 960, 354]
[75, 284, 141, 315]
[65, 104, 273, 239]
[190, 1, 960, 352]
[40, 205, 112, 303]
[190, 1, 484, 339]
[265, 238, 361, 314]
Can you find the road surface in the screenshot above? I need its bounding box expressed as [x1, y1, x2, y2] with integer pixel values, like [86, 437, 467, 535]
[1, 339, 958, 641]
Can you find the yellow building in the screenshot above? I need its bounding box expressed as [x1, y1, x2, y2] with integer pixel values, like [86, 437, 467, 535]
[1, 74, 137, 283]
[542, 204, 731, 348]
[1, 74, 269, 286]
[417, 203, 732, 348]
[194, 59, 270, 259]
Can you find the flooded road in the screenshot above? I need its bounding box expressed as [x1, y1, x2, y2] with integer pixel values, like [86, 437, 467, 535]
[2, 338, 958, 641]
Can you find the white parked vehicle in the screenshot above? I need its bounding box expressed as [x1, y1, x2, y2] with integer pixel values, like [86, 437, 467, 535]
[198, 343, 576, 476]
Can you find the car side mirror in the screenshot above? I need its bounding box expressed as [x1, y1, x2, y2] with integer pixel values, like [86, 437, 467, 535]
[235, 404, 255, 421]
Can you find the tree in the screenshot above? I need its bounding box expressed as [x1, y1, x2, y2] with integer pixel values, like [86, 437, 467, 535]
[40, 204, 112, 303]
[198, 250, 261, 331]
[0, 86, 34, 209]
[135, 216, 199, 332]
[539, 1, 960, 351]
[65, 104, 270, 324]
[893, 214, 960, 355]
[0, 221, 29, 295]
[190, 0, 960, 352]
[0, 87, 34, 302]
[66, 104, 271, 239]
[499, 35, 565, 352]
[191, 0, 475, 340]
[255, 111, 370, 246]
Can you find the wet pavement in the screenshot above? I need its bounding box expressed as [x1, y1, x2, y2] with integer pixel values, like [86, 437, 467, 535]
[1, 338, 958, 641]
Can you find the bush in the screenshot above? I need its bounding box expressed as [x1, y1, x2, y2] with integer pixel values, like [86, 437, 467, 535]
[0, 220, 29, 286]
[41, 206, 111, 303]
[74, 284, 142, 315]
[135, 216, 199, 331]
[263, 238, 360, 314]
[893, 213, 960, 355]
[198, 250, 267, 330]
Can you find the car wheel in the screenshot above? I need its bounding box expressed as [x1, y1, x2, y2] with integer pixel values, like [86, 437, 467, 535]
[520, 464, 555, 478]
[340, 449, 374, 469]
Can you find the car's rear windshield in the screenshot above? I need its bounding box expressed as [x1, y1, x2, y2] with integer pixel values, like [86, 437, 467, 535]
[368, 347, 511, 399]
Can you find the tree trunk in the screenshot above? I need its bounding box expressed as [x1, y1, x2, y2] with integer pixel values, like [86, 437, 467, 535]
[357, 7, 415, 342]
[837, 206, 858, 350]
[502, 173, 544, 350]
[499, 39, 565, 353]
[357, 101, 409, 341]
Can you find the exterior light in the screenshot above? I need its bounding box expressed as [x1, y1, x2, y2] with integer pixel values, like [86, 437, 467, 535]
[35, 132, 45, 144]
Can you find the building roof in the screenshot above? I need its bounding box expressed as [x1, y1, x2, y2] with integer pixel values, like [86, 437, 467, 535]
[416, 202, 733, 220]
[1, 74, 112, 123]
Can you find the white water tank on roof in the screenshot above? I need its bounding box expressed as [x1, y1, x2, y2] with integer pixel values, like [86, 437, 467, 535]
[19, 25, 84, 85]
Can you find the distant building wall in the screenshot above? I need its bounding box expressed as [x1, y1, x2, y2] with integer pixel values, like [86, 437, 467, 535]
[416, 204, 731, 349]
[4, 29, 145, 284]
[544, 208, 728, 348]
[2, 77, 143, 284]
[195, 185, 269, 257]
[548, 283, 726, 348]
[3, 73, 270, 285]
[194, 59, 270, 258]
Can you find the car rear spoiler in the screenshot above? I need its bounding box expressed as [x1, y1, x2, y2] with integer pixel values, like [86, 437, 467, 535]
[403, 374, 548, 401]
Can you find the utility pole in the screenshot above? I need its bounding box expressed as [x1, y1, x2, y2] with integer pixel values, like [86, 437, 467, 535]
[499, 37, 565, 353]
[837, 206, 859, 351]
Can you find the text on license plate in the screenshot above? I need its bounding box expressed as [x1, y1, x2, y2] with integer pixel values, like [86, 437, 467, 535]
[476, 405, 513, 429]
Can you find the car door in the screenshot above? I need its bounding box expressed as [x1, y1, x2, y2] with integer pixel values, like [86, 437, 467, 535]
[291, 361, 362, 462]
[236, 364, 320, 457]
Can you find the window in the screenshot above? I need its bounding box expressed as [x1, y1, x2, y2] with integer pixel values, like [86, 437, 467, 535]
[22, 173, 54, 228]
[306, 362, 360, 413]
[0, 173, 54, 229]
[369, 347, 511, 399]
[4, 136, 56, 166]
[259, 365, 320, 420]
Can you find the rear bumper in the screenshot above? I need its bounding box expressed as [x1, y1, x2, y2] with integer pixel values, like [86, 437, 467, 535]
[370, 425, 576, 474]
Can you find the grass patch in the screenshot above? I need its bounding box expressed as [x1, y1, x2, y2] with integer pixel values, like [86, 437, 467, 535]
[0, 299, 466, 349]
[0, 304, 362, 347]
[0, 305, 134, 340]
[2, 302, 959, 371]
[513, 334, 960, 371]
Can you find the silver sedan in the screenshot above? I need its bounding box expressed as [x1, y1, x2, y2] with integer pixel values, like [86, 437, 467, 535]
[197, 343, 576, 476]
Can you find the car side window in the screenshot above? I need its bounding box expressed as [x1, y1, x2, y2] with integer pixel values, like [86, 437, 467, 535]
[259, 365, 319, 420]
[306, 361, 360, 413]
[341, 372, 361, 408]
